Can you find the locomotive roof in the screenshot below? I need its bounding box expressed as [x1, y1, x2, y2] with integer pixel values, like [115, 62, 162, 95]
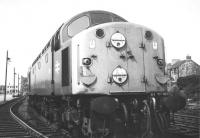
[65, 10, 128, 25]
[59, 10, 128, 41]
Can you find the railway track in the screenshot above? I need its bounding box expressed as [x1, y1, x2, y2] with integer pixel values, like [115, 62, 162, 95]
[0, 98, 33, 138]
[168, 112, 200, 138]
[12, 97, 69, 138]
[0, 97, 68, 138]
[1, 97, 199, 138]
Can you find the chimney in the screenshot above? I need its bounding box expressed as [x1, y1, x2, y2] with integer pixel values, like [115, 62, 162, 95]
[186, 55, 191, 60]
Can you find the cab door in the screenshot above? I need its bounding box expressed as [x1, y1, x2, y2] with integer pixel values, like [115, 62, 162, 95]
[107, 25, 129, 93]
[107, 24, 146, 93]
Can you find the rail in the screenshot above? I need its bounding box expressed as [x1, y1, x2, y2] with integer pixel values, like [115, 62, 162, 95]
[10, 96, 48, 138]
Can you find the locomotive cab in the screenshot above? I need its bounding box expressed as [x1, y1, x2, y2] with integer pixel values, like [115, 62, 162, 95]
[61, 10, 127, 42]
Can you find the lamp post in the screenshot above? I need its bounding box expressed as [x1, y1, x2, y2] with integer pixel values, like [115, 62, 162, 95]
[18, 74, 20, 96]
[4, 50, 11, 102]
[13, 68, 16, 95]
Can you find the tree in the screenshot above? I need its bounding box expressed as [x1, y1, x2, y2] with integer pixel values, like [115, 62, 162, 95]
[177, 75, 200, 99]
[21, 76, 28, 92]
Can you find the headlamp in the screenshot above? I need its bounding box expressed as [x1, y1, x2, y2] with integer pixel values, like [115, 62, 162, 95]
[111, 32, 126, 48]
[112, 66, 128, 84]
[82, 58, 92, 66]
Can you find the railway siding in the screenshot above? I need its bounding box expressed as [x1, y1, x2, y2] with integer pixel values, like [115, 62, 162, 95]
[10, 98, 48, 138]
[13, 97, 69, 138]
[0, 97, 61, 138]
[0, 98, 33, 138]
[169, 103, 200, 138]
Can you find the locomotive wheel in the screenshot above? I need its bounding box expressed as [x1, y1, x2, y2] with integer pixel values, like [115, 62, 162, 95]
[162, 112, 169, 128]
[140, 101, 152, 138]
[154, 111, 168, 135]
[114, 103, 128, 126]
[108, 103, 129, 138]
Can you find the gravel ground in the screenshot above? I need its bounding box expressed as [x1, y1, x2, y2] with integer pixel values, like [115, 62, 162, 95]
[0, 94, 15, 104]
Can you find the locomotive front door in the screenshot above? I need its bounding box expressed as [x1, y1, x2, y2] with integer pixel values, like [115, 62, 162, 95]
[107, 26, 129, 93]
[126, 26, 146, 92]
[107, 24, 146, 93]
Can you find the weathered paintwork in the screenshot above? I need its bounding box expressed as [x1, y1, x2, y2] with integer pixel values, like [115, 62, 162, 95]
[71, 22, 166, 95]
[28, 11, 167, 96]
[30, 46, 52, 95]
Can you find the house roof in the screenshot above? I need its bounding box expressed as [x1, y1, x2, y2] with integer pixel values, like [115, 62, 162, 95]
[170, 59, 200, 69]
[171, 60, 187, 69]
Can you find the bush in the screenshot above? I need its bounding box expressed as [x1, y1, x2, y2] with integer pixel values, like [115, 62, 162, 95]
[177, 75, 200, 98]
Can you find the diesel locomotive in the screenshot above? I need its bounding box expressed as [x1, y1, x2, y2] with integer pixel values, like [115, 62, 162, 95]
[28, 10, 184, 138]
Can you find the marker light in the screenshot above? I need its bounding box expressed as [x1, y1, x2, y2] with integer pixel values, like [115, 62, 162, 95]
[152, 41, 158, 50]
[89, 40, 96, 49]
[82, 58, 92, 66]
[112, 66, 128, 84]
[111, 32, 126, 48]
[96, 29, 105, 38]
[145, 31, 153, 40]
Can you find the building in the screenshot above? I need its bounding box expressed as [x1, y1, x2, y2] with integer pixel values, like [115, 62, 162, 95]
[0, 84, 19, 94]
[0, 85, 5, 94]
[167, 55, 200, 82]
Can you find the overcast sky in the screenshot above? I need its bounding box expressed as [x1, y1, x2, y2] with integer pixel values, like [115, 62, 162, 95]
[0, 0, 199, 85]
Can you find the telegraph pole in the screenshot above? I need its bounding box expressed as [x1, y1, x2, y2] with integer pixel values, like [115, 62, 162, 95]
[18, 74, 19, 96]
[13, 67, 16, 95]
[4, 51, 9, 102]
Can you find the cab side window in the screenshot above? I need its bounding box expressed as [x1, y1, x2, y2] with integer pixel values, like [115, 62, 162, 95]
[62, 47, 70, 86]
[90, 13, 112, 25]
[113, 16, 127, 22]
[68, 16, 90, 37]
[54, 31, 60, 51]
